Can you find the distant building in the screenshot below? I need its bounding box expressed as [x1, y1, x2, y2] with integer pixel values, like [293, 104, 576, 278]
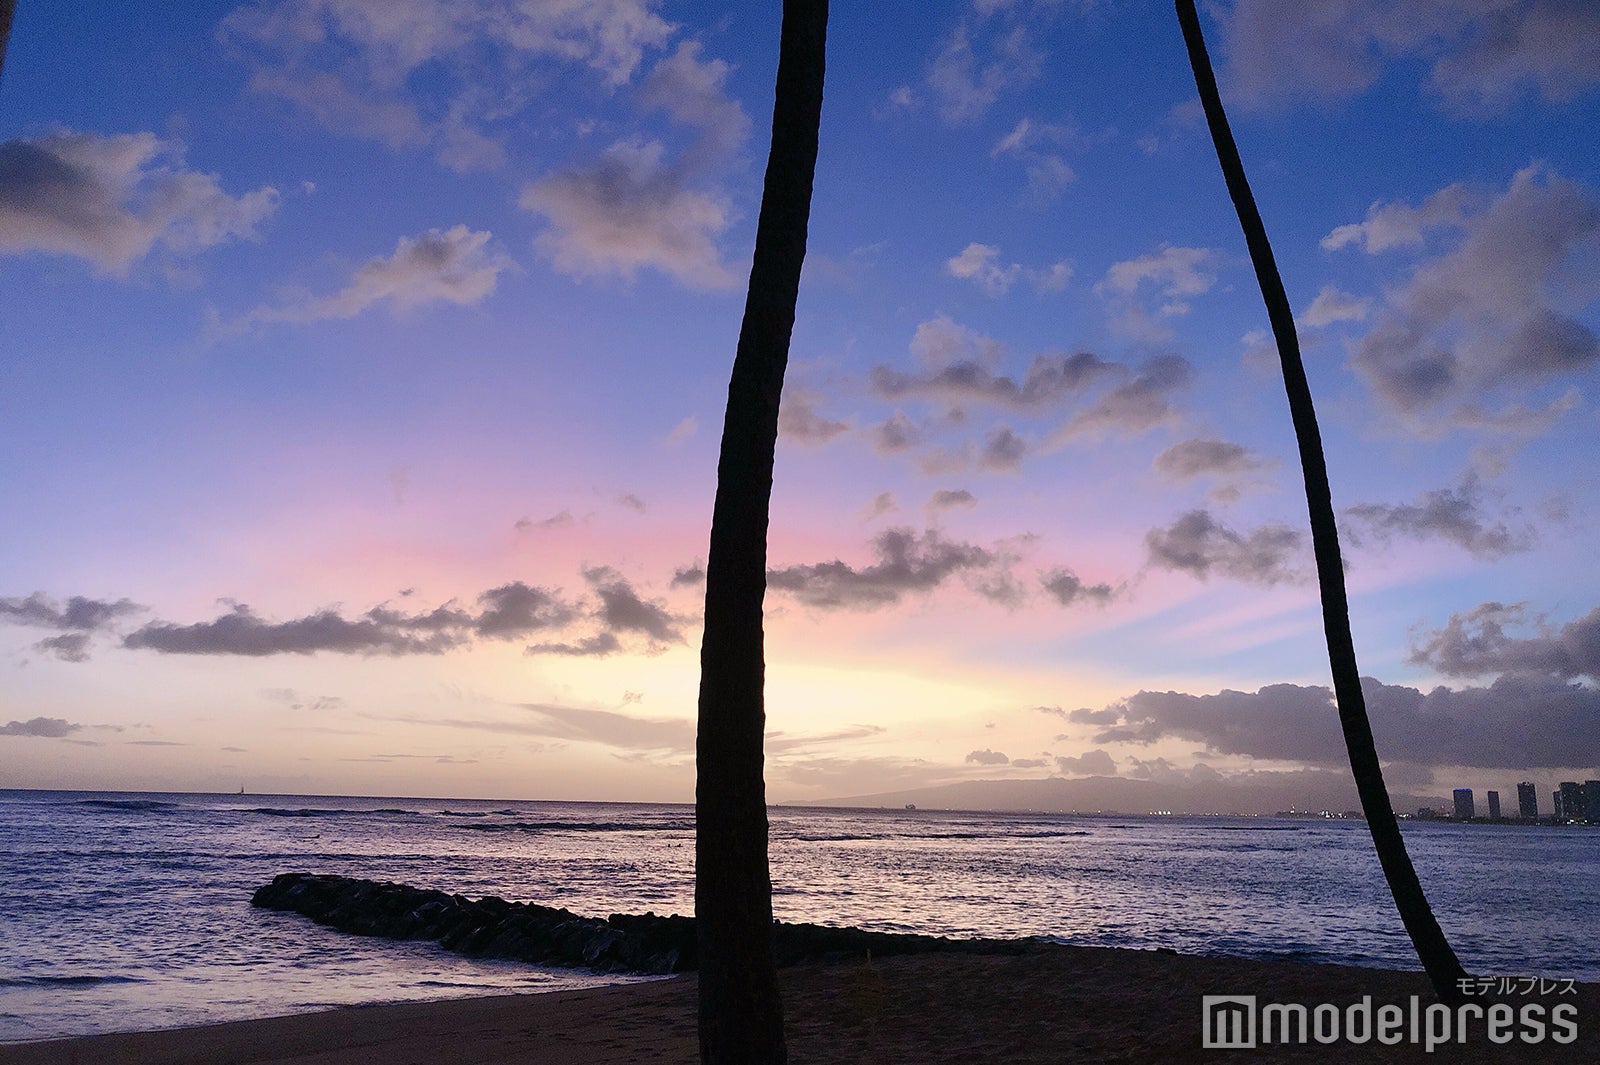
[1453, 788, 1475, 820]
[1554, 790, 1565, 821]
[1559, 782, 1585, 823]
[1486, 791, 1501, 820]
[1518, 781, 1538, 820]
[1586, 782, 1600, 823]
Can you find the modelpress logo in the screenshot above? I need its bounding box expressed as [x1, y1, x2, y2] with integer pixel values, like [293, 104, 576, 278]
[1203, 996, 1257, 1048]
[1201, 994, 1579, 1052]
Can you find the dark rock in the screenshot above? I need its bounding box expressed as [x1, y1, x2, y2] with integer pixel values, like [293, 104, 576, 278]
[251, 873, 1032, 977]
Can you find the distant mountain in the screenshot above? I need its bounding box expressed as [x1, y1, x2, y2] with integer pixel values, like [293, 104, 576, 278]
[806, 774, 1447, 817]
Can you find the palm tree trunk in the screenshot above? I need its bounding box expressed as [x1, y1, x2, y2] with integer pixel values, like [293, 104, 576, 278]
[695, 3, 828, 1063]
[0, 1, 17, 87]
[1173, 0, 1467, 1005]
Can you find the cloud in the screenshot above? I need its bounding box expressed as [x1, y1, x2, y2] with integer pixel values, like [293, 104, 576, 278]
[1215, 0, 1600, 114]
[965, 748, 1010, 766]
[618, 494, 647, 513]
[122, 580, 575, 657]
[924, 19, 1042, 124]
[243, 225, 512, 326]
[518, 510, 573, 532]
[1410, 601, 1600, 681]
[525, 632, 623, 658]
[1056, 355, 1191, 439]
[1, 717, 82, 738]
[1145, 509, 1304, 585]
[0, 129, 277, 274]
[871, 316, 1118, 411]
[1054, 749, 1116, 776]
[669, 564, 705, 588]
[520, 39, 748, 289]
[1153, 438, 1264, 480]
[978, 426, 1028, 472]
[1344, 476, 1532, 559]
[665, 416, 697, 446]
[34, 634, 92, 662]
[767, 527, 1007, 611]
[779, 391, 850, 445]
[581, 566, 682, 643]
[928, 488, 977, 512]
[1039, 568, 1114, 608]
[871, 412, 924, 453]
[863, 492, 898, 520]
[220, 0, 675, 168]
[945, 242, 1071, 296]
[0, 593, 142, 631]
[1095, 245, 1218, 340]
[1300, 284, 1372, 327]
[1090, 675, 1600, 769]
[1329, 166, 1600, 426]
[509, 702, 694, 751]
[521, 138, 736, 288]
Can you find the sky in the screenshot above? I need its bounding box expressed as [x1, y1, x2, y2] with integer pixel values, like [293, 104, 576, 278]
[1, 0, 1597, 810]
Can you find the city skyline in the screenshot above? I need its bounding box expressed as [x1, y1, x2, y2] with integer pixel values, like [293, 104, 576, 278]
[2, 1, 1599, 807]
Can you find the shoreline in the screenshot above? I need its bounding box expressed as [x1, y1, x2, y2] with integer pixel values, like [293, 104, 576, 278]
[4, 944, 1593, 1064]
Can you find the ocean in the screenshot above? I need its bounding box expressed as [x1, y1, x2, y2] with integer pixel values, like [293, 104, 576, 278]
[2, 789, 1595, 1044]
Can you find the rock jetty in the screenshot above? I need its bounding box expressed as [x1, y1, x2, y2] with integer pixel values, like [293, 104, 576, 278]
[252, 873, 1029, 976]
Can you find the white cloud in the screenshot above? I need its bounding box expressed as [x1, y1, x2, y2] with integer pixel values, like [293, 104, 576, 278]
[245, 225, 511, 325]
[0, 129, 278, 275]
[946, 242, 1072, 297]
[1095, 245, 1217, 339]
[1300, 284, 1372, 327]
[220, 0, 677, 169]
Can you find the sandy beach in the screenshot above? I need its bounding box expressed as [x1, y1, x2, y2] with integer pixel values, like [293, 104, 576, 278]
[4, 945, 1593, 1064]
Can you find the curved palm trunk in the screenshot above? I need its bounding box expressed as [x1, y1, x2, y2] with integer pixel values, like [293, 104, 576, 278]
[695, 3, 828, 1063]
[1173, 0, 1467, 1004]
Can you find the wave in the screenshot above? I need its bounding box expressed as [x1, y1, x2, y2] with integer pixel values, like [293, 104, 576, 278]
[0, 974, 144, 988]
[73, 799, 178, 812]
[247, 807, 417, 819]
[463, 819, 693, 834]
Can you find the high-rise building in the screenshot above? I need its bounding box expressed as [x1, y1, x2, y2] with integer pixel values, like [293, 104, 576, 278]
[1453, 788, 1475, 820]
[1585, 782, 1600, 824]
[1486, 791, 1501, 820]
[1554, 790, 1565, 821]
[1518, 781, 1538, 820]
[1558, 782, 1585, 823]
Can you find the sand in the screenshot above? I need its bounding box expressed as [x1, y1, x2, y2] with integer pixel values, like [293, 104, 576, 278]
[3, 946, 1594, 1064]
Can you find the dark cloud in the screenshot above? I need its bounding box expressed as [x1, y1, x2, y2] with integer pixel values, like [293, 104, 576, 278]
[1, 593, 142, 631]
[978, 426, 1027, 471]
[1090, 676, 1600, 769]
[518, 703, 695, 751]
[871, 351, 1117, 411]
[1344, 477, 1531, 559]
[1153, 438, 1265, 481]
[779, 392, 850, 445]
[1410, 602, 1600, 681]
[0, 130, 278, 274]
[1, 716, 81, 738]
[1010, 757, 1049, 769]
[1058, 355, 1191, 438]
[872, 412, 923, 453]
[1039, 568, 1115, 607]
[1068, 707, 1120, 725]
[1036, 705, 1068, 720]
[928, 488, 977, 511]
[1331, 167, 1600, 427]
[473, 582, 574, 638]
[35, 633, 92, 662]
[965, 748, 1010, 766]
[582, 566, 682, 643]
[617, 494, 647, 513]
[1217, 0, 1600, 113]
[518, 510, 573, 532]
[124, 582, 572, 657]
[1055, 749, 1117, 776]
[669, 564, 706, 588]
[767, 527, 1004, 611]
[863, 492, 898, 520]
[1145, 510, 1303, 585]
[525, 632, 623, 658]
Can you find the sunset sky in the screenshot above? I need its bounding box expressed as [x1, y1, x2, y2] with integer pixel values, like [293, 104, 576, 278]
[2, 0, 1597, 809]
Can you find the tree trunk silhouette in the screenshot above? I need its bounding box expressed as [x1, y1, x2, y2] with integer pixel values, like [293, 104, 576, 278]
[0, 0, 17, 87]
[695, 3, 827, 1064]
[1173, 0, 1467, 1005]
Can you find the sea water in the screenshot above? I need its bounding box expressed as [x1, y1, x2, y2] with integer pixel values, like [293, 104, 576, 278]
[2, 789, 1595, 1043]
